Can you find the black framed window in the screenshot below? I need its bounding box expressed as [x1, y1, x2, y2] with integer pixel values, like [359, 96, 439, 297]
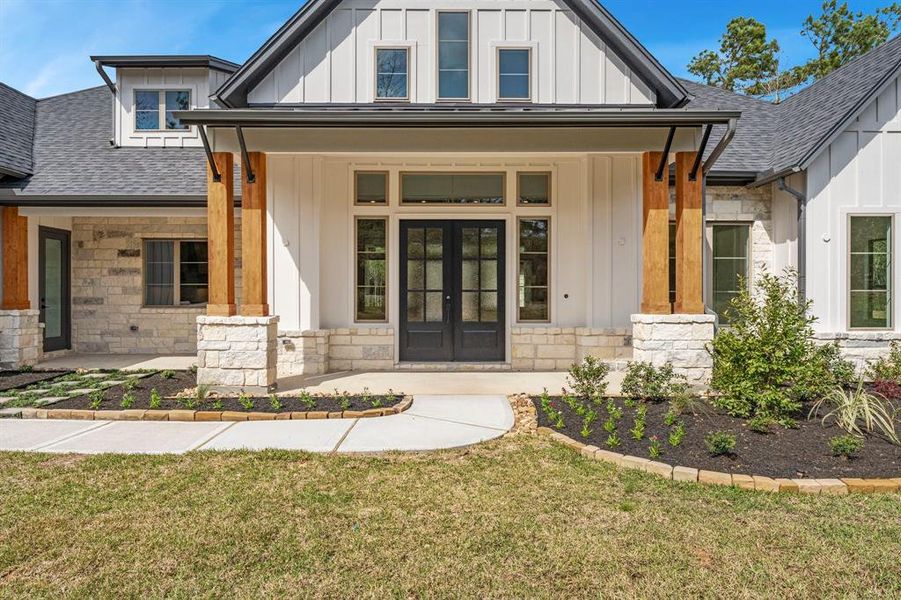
[143, 240, 208, 306]
[356, 218, 388, 321]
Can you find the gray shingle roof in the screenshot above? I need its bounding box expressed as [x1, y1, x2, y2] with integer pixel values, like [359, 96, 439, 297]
[0, 86, 238, 203]
[0, 83, 37, 178]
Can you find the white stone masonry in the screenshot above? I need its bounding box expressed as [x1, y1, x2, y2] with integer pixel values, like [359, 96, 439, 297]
[197, 315, 278, 392]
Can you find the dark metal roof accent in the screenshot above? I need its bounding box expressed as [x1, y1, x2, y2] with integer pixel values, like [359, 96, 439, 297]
[90, 55, 240, 73]
[214, 0, 688, 108]
[0, 83, 37, 179]
[174, 106, 741, 128]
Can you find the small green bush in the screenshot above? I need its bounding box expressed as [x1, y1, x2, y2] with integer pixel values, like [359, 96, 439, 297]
[829, 435, 863, 458]
[704, 431, 737, 456]
[710, 270, 853, 423]
[865, 341, 901, 383]
[149, 389, 162, 410]
[567, 356, 611, 399]
[621, 361, 688, 401]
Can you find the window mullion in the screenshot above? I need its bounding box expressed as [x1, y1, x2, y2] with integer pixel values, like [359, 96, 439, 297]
[173, 241, 181, 305]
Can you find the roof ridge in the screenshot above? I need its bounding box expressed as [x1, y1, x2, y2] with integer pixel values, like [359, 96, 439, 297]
[676, 77, 780, 108]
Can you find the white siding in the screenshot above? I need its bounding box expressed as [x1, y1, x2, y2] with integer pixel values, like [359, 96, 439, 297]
[266, 153, 645, 347]
[247, 0, 656, 105]
[805, 73, 901, 332]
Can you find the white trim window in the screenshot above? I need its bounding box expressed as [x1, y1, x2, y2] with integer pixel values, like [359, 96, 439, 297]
[143, 239, 208, 306]
[375, 47, 409, 101]
[497, 48, 531, 101]
[437, 12, 470, 100]
[849, 215, 892, 329]
[135, 89, 191, 131]
[518, 217, 550, 322]
[356, 218, 388, 322]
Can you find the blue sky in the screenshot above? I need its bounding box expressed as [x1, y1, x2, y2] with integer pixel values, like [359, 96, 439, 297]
[0, 0, 895, 98]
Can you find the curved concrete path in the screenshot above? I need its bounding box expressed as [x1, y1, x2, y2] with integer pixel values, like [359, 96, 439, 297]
[0, 395, 512, 455]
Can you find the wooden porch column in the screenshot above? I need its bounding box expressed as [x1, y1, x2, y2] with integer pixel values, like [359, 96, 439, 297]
[207, 152, 236, 316]
[2, 206, 30, 310]
[640, 152, 671, 314]
[674, 151, 705, 313]
[241, 152, 269, 317]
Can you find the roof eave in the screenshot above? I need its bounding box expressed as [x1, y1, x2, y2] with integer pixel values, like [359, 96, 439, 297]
[90, 55, 241, 73]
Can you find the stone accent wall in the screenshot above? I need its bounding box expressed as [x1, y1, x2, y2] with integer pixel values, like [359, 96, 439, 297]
[328, 327, 395, 371]
[0, 309, 41, 368]
[71, 217, 241, 355]
[197, 315, 277, 391]
[277, 330, 329, 377]
[511, 326, 632, 371]
[631, 314, 715, 384]
[814, 332, 901, 371]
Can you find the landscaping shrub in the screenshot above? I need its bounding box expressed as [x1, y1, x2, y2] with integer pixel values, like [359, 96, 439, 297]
[829, 435, 863, 459]
[567, 356, 610, 399]
[709, 270, 853, 423]
[621, 361, 688, 401]
[865, 341, 901, 383]
[809, 381, 900, 445]
[704, 431, 736, 456]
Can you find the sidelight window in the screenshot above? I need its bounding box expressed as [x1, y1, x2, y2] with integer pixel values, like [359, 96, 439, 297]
[518, 218, 550, 321]
[356, 218, 388, 321]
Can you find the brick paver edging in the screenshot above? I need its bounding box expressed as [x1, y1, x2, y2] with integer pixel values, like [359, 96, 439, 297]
[538, 427, 901, 495]
[17, 396, 414, 422]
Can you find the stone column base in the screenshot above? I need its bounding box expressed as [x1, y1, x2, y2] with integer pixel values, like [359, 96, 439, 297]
[0, 309, 42, 369]
[277, 330, 330, 377]
[631, 313, 715, 384]
[197, 315, 279, 393]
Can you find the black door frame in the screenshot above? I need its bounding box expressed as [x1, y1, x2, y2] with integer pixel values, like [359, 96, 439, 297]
[398, 219, 506, 362]
[38, 226, 71, 352]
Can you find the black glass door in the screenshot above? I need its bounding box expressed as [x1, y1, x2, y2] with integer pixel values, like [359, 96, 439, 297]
[38, 227, 71, 352]
[399, 220, 505, 362]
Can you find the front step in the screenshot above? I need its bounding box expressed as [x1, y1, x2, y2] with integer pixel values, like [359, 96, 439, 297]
[395, 362, 513, 372]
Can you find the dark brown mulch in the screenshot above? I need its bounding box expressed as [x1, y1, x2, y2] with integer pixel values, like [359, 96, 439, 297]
[0, 370, 70, 392]
[534, 395, 901, 479]
[50, 371, 403, 414]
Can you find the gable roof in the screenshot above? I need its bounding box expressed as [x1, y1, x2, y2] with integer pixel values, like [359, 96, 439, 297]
[214, 0, 689, 109]
[0, 86, 239, 205]
[0, 83, 37, 179]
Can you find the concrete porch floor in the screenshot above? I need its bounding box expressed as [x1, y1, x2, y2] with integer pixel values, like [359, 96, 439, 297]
[34, 354, 624, 395]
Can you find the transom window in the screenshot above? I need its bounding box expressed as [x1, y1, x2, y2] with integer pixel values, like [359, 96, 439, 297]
[356, 218, 388, 321]
[135, 90, 190, 131]
[401, 173, 504, 205]
[498, 48, 530, 101]
[518, 218, 550, 322]
[850, 215, 892, 329]
[437, 12, 470, 100]
[375, 48, 409, 100]
[517, 172, 550, 205]
[143, 240, 208, 306]
[355, 171, 388, 205]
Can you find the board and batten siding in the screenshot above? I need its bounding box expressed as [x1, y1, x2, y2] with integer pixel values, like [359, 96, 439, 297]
[247, 0, 656, 105]
[264, 153, 644, 333]
[805, 72, 901, 332]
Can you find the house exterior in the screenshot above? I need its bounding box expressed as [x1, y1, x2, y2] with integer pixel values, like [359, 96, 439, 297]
[1, 0, 900, 391]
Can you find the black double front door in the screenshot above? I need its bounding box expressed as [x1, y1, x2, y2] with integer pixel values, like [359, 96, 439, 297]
[399, 220, 505, 362]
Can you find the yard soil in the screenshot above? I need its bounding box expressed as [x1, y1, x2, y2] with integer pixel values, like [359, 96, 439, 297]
[0, 370, 69, 392]
[50, 371, 404, 414]
[534, 396, 901, 478]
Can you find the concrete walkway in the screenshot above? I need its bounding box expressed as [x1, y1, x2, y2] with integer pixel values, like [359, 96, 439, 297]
[0, 395, 512, 455]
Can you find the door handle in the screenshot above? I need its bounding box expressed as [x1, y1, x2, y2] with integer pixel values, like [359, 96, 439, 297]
[443, 295, 451, 324]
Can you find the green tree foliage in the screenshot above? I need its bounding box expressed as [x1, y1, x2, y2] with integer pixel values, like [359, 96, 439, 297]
[687, 17, 780, 93]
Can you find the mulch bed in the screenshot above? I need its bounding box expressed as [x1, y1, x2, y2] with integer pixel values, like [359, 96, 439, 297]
[534, 395, 901, 478]
[49, 371, 404, 414]
[0, 370, 70, 392]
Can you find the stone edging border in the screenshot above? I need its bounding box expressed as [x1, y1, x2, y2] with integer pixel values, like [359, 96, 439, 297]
[16, 396, 414, 422]
[538, 427, 901, 495]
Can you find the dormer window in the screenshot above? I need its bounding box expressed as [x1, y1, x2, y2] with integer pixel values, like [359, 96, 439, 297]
[375, 48, 409, 101]
[437, 12, 470, 100]
[497, 49, 531, 101]
[135, 90, 191, 131]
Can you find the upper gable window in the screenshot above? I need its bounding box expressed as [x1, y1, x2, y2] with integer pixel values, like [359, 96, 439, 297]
[437, 12, 470, 100]
[498, 49, 530, 101]
[375, 48, 409, 101]
[135, 90, 191, 131]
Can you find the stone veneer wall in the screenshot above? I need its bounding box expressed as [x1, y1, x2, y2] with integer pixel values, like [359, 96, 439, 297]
[511, 327, 632, 371]
[328, 327, 395, 371]
[197, 315, 278, 390]
[814, 332, 901, 371]
[631, 314, 715, 384]
[0, 310, 42, 368]
[71, 217, 241, 354]
[277, 330, 330, 376]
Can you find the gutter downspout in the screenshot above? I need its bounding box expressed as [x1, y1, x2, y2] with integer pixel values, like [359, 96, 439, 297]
[94, 60, 117, 147]
[778, 175, 807, 302]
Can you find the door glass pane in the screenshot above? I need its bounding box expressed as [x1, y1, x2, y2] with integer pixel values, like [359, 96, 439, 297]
[480, 227, 498, 258]
[850, 216, 892, 328]
[425, 292, 443, 322]
[402, 173, 504, 204]
[426, 227, 443, 258]
[426, 260, 443, 289]
[462, 259, 479, 289]
[407, 292, 424, 322]
[462, 291, 479, 322]
[407, 261, 424, 289]
[43, 238, 63, 338]
[462, 228, 479, 257]
[711, 224, 750, 324]
[480, 260, 497, 290]
[408, 228, 424, 258]
[480, 292, 498, 322]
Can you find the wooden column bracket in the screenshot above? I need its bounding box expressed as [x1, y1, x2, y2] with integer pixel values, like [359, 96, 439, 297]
[206, 152, 236, 316]
[241, 152, 269, 317]
[641, 152, 671, 314]
[2, 206, 30, 310]
[674, 151, 705, 314]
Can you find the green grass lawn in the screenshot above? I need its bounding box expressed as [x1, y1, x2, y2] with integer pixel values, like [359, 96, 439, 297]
[0, 436, 898, 598]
